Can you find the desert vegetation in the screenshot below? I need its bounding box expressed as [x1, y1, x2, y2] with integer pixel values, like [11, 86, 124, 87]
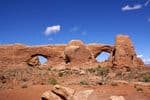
[0, 65, 149, 90]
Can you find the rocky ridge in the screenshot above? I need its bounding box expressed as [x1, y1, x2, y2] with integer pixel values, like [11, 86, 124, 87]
[0, 35, 144, 69]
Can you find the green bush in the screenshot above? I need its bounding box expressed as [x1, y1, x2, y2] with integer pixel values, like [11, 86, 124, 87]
[87, 68, 96, 73]
[48, 77, 57, 85]
[97, 66, 109, 77]
[115, 71, 122, 77]
[58, 72, 64, 77]
[79, 80, 89, 85]
[88, 66, 109, 76]
[143, 75, 150, 82]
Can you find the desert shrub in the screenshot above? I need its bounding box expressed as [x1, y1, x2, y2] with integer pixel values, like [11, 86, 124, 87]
[58, 72, 64, 77]
[48, 67, 52, 71]
[87, 66, 109, 76]
[48, 77, 57, 85]
[126, 67, 131, 72]
[115, 71, 122, 77]
[79, 80, 89, 85]
[87, 68, 96, 73]
[94, 66, 109, 85]
[87, 66, 110, 85]
[142, 75, 150, 82]
[115, 71, 126, 80]
[136, 87, 143, 92]
[126, 73, 134, 82]
[22, 78, 28, 82]
[98, 80, 106, 85]
[97, 66, 109, 77]
[138, 72, 150, 82]
[111, 82, 118, 86]
[98, 76, 110, 85]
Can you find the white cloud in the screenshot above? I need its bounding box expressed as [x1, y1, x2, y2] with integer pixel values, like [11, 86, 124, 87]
[145, 0, 150, 6]
[137, 54, 150, 65]
[137, 54, 143, 58]
[143, 58, 150, 65]
[122, 4, 142, 11]
[44, 25, 60, 35]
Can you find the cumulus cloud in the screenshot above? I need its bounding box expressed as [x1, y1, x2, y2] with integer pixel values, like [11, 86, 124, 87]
[137, 54, 143, 58]
[137, 54, 150, 65]
[122, 4, 142, 11]
[143, 59, 150, 65]
[44, 25, 60, 35]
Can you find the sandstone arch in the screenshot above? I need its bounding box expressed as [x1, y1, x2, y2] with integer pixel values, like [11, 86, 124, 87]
[96, 52, 111, 62]
[27, 54, 48, 66]
[0, 35, 144, 69]
[87, 44, 113, 58]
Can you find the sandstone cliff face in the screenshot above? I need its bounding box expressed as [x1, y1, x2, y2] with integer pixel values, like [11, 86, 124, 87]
[64, 40, 92, 64]
[0, 35, 144, 69]
[113, 35, 144, 68]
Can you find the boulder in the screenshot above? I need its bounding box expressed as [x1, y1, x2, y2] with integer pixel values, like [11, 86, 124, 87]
[27, 56, 40, 66]
[41, 90, 61, 100]
[64, 40, 92, 63]
[68, 40, 84, 46]
[52, 85, 75, 100]
[110, 96, 125, 100]
[72, 90, 99, 100]
[41, 86, 99, 100]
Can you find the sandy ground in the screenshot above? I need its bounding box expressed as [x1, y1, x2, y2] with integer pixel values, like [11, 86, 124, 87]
[0, 83, 150, 100]
[0, 66, 150, 100]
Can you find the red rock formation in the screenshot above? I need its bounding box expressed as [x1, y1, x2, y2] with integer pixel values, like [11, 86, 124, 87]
[27, 56, 40, 66]
[64, 40, 92, 64]
[113, 35, 144, 68]
[0, 35, 144, 69]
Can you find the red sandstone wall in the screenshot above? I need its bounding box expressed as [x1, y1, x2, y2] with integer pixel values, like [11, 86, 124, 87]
[0, 35, 144, 69]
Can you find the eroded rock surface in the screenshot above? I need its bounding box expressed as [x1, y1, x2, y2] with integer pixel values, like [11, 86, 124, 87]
[41, 85, 99, 100]
[113, 35, 144, 68]
[0, 35, 144, 69]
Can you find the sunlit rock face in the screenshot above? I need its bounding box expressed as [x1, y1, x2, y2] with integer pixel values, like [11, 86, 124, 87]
[0, 35, 144, 69]
[113, 35, 144, 68]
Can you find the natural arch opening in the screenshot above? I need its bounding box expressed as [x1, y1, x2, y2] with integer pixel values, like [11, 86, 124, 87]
[96, 52, 110, 62]
[38, 55, 47, 64]
[27, 55, 48, 66]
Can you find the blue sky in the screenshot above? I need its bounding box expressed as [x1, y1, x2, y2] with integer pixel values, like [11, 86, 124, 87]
[0, 0, 150, 64]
